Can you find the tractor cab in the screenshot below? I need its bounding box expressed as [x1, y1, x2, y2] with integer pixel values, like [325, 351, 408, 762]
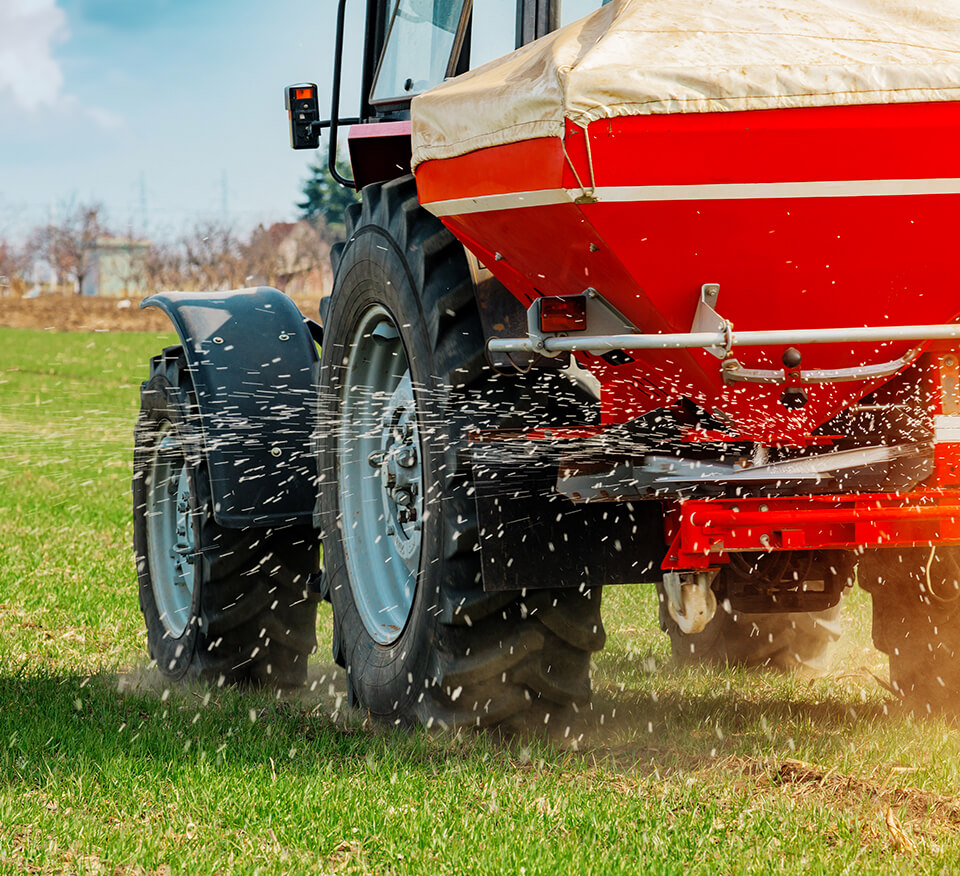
[367, 0, 611, 108]
[287, 0, 612, 187]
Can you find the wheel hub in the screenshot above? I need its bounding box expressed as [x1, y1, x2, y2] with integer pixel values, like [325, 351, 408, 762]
[146, 423, 196, 639]
[368, 380, 422, 562]
[171, 464, 196, 578]
[338, 305, 424, 645]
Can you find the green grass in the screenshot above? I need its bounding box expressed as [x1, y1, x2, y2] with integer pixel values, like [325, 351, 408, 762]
[1, 327, 959, 874]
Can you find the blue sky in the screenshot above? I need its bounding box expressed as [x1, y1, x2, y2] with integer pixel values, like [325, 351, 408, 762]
[0, 0, 365, 242]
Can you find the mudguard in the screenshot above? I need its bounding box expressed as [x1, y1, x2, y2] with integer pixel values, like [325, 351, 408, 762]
[142, 287, 319, 528]
[470, 440, 667, 590]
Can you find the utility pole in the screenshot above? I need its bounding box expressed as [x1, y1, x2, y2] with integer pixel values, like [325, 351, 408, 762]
[139, 172, 148, 235]
[47, 201, 56, 291]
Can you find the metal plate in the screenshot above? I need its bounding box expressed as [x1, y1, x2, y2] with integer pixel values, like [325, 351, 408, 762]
[470, 439, 666, 591]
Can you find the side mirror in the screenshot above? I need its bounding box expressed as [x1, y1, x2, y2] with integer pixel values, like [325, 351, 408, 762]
[285, 83, 320, 150]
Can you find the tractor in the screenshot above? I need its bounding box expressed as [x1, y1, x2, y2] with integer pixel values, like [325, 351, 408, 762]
[133, 0, 960, 722]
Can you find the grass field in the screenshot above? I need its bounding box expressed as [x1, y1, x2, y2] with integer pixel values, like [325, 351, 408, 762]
[2, 326, 959, 874]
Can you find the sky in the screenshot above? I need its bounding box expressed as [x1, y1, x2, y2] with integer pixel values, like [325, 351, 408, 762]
[0, 0, 365, 243]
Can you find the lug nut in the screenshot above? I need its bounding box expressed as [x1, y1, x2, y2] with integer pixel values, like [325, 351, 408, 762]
[171, 544, 195, 564]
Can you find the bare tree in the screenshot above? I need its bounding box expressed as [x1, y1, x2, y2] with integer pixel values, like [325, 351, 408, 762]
[275, 221, 332, 296]
[145, 239, 187, 292]
[30, 202, 107, 293]
[180, 221, 245, 290]
[27, 215, 337, 299]
[241, 221, 329, 292]
[112, 238, 151, 297]
[0, 238, 28, 297]
[242, 222, 292, 288]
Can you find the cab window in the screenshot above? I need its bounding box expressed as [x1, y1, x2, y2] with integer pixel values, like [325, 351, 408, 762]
[469, 0, 517, 69]
[559, 0, 612, 27]
[371, 0, 470, 103]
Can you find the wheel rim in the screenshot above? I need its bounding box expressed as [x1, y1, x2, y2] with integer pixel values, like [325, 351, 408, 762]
[146, 420, 196, 639]
[339, 305, 423, 645]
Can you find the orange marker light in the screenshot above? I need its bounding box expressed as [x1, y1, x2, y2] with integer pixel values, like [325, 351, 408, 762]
[540, 296, 587, 333]
[295, 88, 314, 100]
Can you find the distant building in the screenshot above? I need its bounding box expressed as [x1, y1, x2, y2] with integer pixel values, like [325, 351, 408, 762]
[23, 256, 60, 297]
[80, 237, 150, 297]
[245, 221, 331, 298]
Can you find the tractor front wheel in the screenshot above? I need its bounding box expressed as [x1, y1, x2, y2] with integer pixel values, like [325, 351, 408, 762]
[133, 347, 318, 687]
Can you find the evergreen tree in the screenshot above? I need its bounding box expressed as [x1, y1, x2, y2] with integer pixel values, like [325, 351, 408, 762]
[297, 158, 359, 227]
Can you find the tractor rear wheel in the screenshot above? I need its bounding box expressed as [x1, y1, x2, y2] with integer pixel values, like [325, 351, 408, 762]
[860, 546, 960, 711]
[659, 596, 843, 671]
[658, 552, 851, 671]
[317, 175, 604, 727]
[133, 347, 318, 687]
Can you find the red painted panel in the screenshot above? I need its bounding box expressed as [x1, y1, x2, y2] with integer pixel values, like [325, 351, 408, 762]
[415, 137, 564, 203]
[349, 121, 412, 140]
[419, 103, 960, 202]
[663, 491, 960, 571]
[348, 122, 413, 189]
[420, 101, 960, 441]
[572, 102, 960, 187]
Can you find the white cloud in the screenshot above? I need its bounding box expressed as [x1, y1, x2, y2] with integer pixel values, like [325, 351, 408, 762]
[82, 103, 124, 131]
[0, 0, 68, 110]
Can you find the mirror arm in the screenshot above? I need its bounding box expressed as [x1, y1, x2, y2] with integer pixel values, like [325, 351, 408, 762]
[328, 0, 356, 189]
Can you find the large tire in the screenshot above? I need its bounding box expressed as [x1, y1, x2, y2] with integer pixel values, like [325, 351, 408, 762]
[318, 175, 604, 727]
[860, 546, 960, 711]
[133, 346, 318, 687]
[658, 552, 851, 672]
[660, 596, 843, 672]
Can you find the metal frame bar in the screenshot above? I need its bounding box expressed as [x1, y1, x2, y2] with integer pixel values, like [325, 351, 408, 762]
[487, 323, 960, 355]
[360, 0, 385, 120]
[517, 0, 558, 45]
[663, 490, 960, 570]
[327, 0, 355, 188]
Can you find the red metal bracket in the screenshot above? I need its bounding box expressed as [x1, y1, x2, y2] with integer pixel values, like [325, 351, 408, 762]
[662, 490, 960, 570]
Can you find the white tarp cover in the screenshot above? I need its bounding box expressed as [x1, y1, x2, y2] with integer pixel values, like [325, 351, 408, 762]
[411, 0, 960, 168]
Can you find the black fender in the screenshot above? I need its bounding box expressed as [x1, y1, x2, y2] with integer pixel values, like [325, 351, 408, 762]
[142, 287, 319, 528]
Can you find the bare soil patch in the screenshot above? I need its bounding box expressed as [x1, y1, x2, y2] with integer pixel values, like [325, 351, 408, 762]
[761, 756, 960, 825]
[0, 294, 325, 333]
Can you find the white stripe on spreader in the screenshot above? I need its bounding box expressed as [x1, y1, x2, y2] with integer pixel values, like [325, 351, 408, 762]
[424, 189, 573, 217]
[424, 177, 960, 217]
